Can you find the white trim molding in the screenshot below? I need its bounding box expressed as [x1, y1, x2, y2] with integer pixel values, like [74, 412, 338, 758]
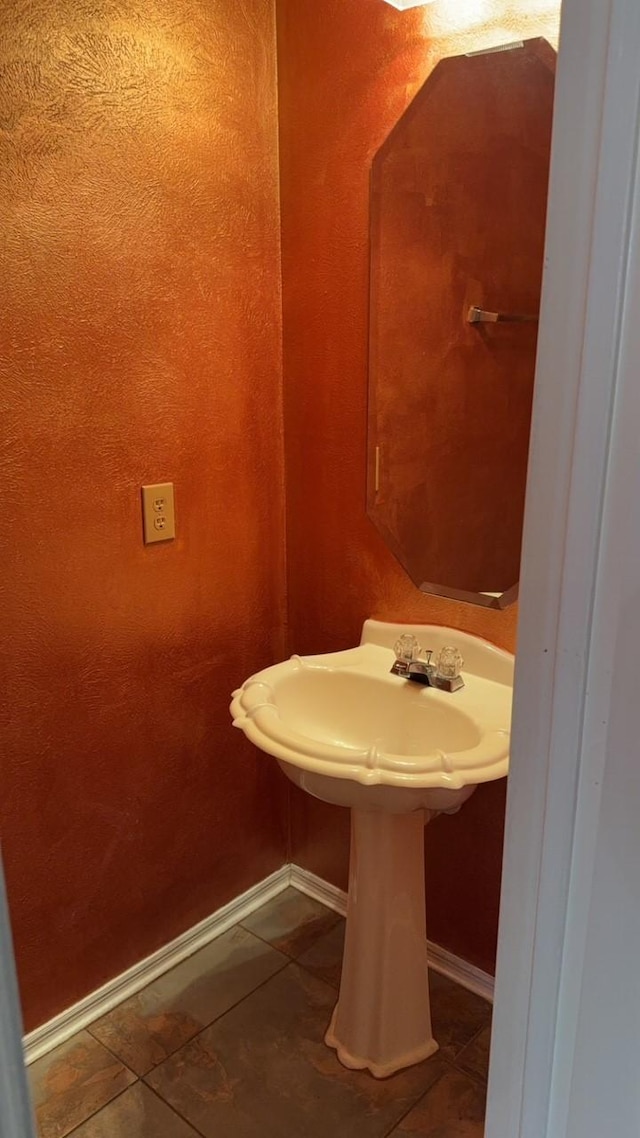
[291, 865, 494, 1003]
[0, 862, 37, 1136]
[24, 863, 493, 1066]
[23, 865, 291, 1066]
[426, 942, 493, 1006]
[289, 863, 348, 916]
[487, 3, 640, 1138]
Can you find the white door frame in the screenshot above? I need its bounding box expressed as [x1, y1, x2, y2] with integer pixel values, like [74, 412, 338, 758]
[1, 1, 640, 1135]
[0, 861, 36, 1138]
[487, 1, 640, 1137]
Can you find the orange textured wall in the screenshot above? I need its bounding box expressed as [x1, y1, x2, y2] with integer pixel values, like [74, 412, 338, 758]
[278, 0, 560, 973]
[0, 0, 286, 1031]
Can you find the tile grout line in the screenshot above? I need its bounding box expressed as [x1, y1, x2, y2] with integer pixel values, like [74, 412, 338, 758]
[78, 984, 487, 1138]
[378, 1060, 453, 1138]
[237, 907, 342, 963]
[451, 1064, 489, 1090]
[88, 915, 486, 1098]
[26, 869, 492, 1067]
[143, 1079, 209, 1138]
[82, 1025, 140, 1076]
[58, 1075, 210, 1138]
[442, 1049, 488, 1087]
[380, 1065, 452, 1138]
[59, 1081, 137, 1138]
[81, 903, 342, 1085]
[24, 865, 293, 1066]
[82, 924, 293, 1064]
[133, 947, 345, 1093]
[39, 888, 488, 1138]
[379, 1053, 489, 1138]
[137, 958, 292, 1081]
[449, 1016, 491, 1085]
[144, 952, 446, 1138]
[451, 1056, 490, 1089]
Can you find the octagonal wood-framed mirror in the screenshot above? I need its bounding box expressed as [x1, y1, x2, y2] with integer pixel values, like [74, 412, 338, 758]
[367, 38, 556, 609]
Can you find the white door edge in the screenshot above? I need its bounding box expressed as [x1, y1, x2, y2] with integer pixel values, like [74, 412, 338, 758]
[0, 863, 36, 1138]
[487, 3, 640, 1138]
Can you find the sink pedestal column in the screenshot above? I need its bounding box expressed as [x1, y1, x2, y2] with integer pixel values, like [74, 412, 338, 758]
[325, 807, 438, 1078]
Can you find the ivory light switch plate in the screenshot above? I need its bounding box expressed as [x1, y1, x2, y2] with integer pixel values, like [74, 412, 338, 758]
[142, 482, 175, 543]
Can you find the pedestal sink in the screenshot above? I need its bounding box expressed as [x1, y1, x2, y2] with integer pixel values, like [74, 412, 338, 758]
[231, 620, 513, 1078]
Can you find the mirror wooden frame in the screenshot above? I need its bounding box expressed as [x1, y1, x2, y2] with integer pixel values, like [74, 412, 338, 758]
[367, 38, 556, 609]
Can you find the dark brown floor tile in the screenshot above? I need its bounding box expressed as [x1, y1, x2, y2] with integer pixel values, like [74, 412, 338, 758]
[70, 1083, 199, 1137]
[390, 1068, 486, 1136]
[429, 973, 491, 1060]
[241, 886, 341, 958]
[29, 1031, 135, 1138]
[147, 963, 446, 1138]
[90, 926, 287, 1075]
[455, 1024, 492, 1084]
[297, 918, 345, 988]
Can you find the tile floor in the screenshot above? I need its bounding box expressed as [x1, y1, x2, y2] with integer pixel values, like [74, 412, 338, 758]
[29, 888, 492, 1138]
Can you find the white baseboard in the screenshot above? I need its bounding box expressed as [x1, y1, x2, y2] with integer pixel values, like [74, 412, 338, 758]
[291, 865, 495, 1004]
[23, 864, 291, 1065]
[24, 861, 493, 1065]
[425, 941, 494, 1003]
[289, 864, 348, 916]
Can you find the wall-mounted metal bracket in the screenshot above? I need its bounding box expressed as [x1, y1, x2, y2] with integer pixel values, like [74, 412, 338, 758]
[467, 305, 539, 325]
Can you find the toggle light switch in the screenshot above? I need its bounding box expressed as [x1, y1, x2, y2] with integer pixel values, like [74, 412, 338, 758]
[141, 482, 176, 544]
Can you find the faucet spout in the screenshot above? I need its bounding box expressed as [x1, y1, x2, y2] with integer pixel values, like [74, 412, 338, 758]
[390, 636, 464, 692]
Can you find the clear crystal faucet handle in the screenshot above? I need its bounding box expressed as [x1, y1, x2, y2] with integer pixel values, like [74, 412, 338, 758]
[436, 646, 464, 679]
[393, 634, 422, 663]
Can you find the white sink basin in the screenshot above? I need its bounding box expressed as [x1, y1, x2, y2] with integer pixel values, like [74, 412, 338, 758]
[230, 620, 513, 1078]
[231, 619, 513, 813]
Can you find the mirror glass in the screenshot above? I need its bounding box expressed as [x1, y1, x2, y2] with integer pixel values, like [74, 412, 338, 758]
[367, 39, 556, 609]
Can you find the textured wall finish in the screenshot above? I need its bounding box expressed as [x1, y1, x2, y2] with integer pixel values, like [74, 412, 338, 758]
[0, 0, 286, 1030]
[279, 0, 560, 973]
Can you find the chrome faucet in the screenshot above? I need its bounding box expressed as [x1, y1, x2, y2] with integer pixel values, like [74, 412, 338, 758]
[390, 635, 464, 693]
